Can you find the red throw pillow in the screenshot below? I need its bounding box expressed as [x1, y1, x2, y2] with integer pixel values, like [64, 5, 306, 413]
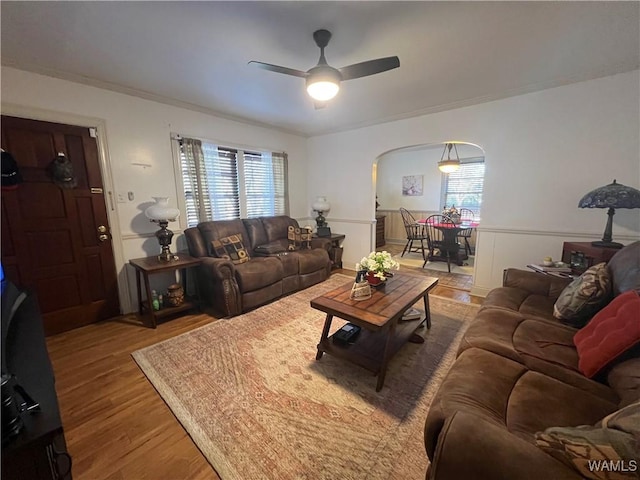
[573, 290, 640, 378]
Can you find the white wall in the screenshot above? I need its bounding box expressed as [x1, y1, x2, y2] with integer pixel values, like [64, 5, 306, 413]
[3, 68, 639, 305]
[307, 70, 640, 295]
[1, 67, 308, 313]
[376, 148, 442, 212]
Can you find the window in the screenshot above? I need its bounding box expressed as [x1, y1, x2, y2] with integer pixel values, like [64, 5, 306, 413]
[442, 160, 485, 219]
[243, 150, 287, 218]
[178, 137, 288, 227]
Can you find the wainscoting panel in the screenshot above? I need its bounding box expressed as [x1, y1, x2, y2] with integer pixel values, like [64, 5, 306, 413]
[471, 229, 638, 297]
[378, 209, 477, 251]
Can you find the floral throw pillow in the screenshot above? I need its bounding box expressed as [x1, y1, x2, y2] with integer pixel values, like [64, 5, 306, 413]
[553, 262, 612, 328]
[211, 234, 250, 264]
[287, 225, 312, 251]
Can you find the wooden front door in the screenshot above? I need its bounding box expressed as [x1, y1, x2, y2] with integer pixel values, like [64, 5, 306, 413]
[1, 116, 120, 335]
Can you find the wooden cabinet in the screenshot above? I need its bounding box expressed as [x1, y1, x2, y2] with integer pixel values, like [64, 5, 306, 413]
[376, 215, 386, 248]
[561, 242, 620, 275]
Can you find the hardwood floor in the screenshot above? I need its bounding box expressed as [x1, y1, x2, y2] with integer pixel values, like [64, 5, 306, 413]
[46, 314, 222, 480]
[46, 271, 483, 479]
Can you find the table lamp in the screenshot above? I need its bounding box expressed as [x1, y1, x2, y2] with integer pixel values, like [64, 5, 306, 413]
[578, 179, 640, 248]
[145, 197, 180, 261]
[312, 196, 331, 237]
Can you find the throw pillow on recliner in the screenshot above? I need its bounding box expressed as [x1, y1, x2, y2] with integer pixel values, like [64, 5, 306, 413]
[287, 225, 312, 251]
[573, 290, 640, 379]
[553, 263, 612, 328]
[211, 234, 250, 264]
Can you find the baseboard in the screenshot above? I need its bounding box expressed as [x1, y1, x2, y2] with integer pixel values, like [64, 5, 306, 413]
[470, 286, 490, 297]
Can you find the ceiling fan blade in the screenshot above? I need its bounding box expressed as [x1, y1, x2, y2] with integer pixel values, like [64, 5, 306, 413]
[314, 101, 327, 110]
[248, 61, 307, 78]
[339, 56, 400, 81]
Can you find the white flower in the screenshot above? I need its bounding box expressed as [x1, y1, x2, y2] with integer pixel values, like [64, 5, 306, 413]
[356, 251, 399, 277]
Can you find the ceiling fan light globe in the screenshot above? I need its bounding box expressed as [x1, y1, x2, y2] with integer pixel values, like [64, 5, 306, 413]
[438, 160, 461, 173]
[307, 80, 339, 101]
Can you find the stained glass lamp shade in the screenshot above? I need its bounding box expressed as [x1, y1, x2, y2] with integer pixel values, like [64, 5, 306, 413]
[578, 179, 640, 248]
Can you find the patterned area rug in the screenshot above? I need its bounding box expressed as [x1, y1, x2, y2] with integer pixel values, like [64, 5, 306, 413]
[132, 274, 479, 480]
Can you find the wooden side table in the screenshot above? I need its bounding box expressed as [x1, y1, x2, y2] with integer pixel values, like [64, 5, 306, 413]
[313, 233, 345, 269]
[129, 254, 202, 328]
[561, 242, 620, 275]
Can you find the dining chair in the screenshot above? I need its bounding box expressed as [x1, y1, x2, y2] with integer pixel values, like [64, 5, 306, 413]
[399, 208, 428, 260]
[423, 214, 458, 272]
[458, 208, 475, 256]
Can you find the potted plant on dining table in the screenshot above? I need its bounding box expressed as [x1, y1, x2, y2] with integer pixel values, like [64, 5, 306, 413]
[356, 251, 400, 286]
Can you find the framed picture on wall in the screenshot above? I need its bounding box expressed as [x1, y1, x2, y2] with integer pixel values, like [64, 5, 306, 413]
[402, 175, 423, 196]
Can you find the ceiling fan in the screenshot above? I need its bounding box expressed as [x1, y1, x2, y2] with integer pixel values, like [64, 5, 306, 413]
[249, 29, 400, 106]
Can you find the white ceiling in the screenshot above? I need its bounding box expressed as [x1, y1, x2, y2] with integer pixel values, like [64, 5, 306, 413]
[1, 1, 638, 137]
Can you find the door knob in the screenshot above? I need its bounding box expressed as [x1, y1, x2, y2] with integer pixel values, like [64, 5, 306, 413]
[97, 225, 108, 233]
[98, 234, 109, 242]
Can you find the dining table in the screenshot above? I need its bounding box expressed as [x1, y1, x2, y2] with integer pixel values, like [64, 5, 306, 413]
[416, 219, 479, 266]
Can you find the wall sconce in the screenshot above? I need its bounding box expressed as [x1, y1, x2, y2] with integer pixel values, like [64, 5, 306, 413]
[438, 143, 461, 173]
[578, 179, 640, 248]
[145, 197, 180, 261]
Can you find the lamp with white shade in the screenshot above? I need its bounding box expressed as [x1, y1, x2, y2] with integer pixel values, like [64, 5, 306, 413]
[438, 143, 461, 173]
[312, 196, 331, 236]
[312, 196, 330, 226]
[145, 197, 180, 262]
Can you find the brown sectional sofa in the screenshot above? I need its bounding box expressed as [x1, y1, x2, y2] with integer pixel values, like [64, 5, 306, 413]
[424, 241, 640, 479]
[185, 215, 331, 317]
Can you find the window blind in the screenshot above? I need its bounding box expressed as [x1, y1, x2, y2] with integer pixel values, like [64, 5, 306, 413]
[243, 151, 288, 218]
[443, 161, 485, 218]
[204, 145, 240, 220]
[244, 151, 275, 218]
[179, 137, 288, 226]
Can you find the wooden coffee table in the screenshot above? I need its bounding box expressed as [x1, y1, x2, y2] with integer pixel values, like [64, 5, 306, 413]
[311, 273, 439, 391]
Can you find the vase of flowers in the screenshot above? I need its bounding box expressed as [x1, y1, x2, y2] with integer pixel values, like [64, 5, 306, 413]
[356, 251, 400, 285]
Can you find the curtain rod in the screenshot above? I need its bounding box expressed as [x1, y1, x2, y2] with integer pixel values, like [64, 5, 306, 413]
[170, 132, 286, 156]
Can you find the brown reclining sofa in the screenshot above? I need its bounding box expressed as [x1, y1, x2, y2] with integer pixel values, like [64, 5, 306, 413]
[424, 241, 640, 479]
[185, 215, 331, 317]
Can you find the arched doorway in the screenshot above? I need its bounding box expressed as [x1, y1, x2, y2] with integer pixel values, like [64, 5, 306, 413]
[374, 142, 485, 291]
